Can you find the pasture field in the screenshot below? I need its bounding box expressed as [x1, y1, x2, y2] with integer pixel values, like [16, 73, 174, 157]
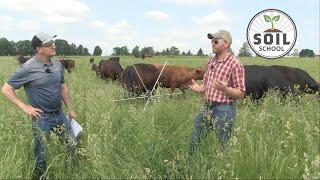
[0, 56, 319, 179]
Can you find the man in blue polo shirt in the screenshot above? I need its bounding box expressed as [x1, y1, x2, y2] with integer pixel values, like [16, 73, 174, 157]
[2, 32, 77, 179]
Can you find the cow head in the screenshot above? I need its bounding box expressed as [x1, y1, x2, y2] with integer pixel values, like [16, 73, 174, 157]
[194, 68, 205, 80]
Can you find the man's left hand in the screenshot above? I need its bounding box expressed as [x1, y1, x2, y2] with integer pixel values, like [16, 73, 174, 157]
[212, 79, 228, 92]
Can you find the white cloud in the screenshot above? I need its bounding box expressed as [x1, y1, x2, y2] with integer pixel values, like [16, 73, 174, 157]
[0, 0, 90, 24]
[145, 11, 170, 21]
[89, 19, 138, 54]
[191, 10, 230, 24]
[18, 20, 40, 31]
[159, 0, 220, 6]
[0, 15, 14, 31]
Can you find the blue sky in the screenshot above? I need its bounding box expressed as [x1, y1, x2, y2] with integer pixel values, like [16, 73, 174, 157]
[0, 0, 319, 55]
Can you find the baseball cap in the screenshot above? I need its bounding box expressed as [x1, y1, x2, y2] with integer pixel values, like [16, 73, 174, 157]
[207, 30, 232, 45]
[31, 32, 57, 49]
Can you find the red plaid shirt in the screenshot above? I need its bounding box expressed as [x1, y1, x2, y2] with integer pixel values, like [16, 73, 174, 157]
[202, 53, 246, 103]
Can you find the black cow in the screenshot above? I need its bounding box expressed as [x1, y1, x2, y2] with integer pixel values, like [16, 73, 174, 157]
[121, 64, 159, 95]
[244, 65, 319, 100]
[244, 65, 294, 99]
[270, 65, 319, 94]
[89, 58, 94, 64]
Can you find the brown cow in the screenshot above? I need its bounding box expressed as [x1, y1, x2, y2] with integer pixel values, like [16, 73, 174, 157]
[16, 55, 31, 64]
[91, 63, 100, 76]
[99, 59, 123, 80]
[58, 59, 75, 73]
[121, 64, 159, 96]
[155, 65, 205, 97]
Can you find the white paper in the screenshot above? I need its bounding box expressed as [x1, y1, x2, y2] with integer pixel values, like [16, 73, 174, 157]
[70, 119, 83, 138]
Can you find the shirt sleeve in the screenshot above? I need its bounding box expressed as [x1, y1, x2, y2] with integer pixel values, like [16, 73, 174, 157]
[6, 66, 31, 89]
[59, 61, 65, 84]
[231, 62, 246, 92]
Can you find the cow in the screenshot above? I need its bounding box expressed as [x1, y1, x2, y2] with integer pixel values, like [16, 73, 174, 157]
[89, 58, 94, 64]
[99, 59, 123, 80]
[244, 65, 319, 100]
[154, 64, 205, 97]
[270, 65, 319, 94]
[244, 65, 295, 100]
[91, 63, 100, 76]
[58, 59, 75, 73]
[16, 55, 31, 64]
[121, 64, 159, 96]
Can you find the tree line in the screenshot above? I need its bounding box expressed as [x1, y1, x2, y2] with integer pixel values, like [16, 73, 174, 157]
[0, 37, 94, 56]
[0, 37, 315, 57]
[112, 46, 207, 57]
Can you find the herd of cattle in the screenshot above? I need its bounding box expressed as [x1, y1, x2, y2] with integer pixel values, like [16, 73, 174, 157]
[16, 55, 319, 100]
[17, 55, 76, 73]
[90, 57, 319, 100]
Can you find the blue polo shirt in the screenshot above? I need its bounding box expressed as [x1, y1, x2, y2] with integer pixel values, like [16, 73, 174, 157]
[7, 56, 65, 113]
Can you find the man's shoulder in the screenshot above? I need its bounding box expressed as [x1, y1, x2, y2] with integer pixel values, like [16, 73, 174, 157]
[20, 56, 38, 69]
[229, 54, 243, 66]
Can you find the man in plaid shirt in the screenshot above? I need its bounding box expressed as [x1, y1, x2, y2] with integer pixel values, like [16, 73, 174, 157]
[189, 30, 246, 151]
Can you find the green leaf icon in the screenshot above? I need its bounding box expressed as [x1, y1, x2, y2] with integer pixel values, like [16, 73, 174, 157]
[264, 15, 271, 22]
[272, 15, 280, 21]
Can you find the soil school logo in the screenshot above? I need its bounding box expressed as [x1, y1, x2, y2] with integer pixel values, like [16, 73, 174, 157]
[247, 9, 297, 59]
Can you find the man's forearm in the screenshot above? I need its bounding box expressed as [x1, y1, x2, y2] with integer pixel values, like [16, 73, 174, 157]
[223, 87, 245, 100]
[2, 83, 27, 110]
[61, 84, 73, 111]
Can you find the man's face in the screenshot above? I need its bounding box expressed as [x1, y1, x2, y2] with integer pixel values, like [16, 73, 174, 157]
[211, 38, 229, 54]
[37, 41, 56, 57]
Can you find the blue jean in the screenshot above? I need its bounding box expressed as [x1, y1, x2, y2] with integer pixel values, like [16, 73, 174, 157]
[189, 103, 236, 152]
[32, 111, 76, 179]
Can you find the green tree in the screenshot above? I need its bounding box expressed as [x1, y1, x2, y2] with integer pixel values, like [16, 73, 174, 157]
[196, 48, 204, 56]
[238, 42, 252, 57]
[165, 48, 170, 55]
[83, 48, 90, 55]
[76, 45, 83, 56]
[55, 39, 71, 56]
[141, 47, 154, 56]
[132, 46, 140, 57]
[112, 46, 130, 56]
[186, 50, 193, 56]
[0, 38, 16, 55]
[93, 46, 103, 56]
[299, 49, 315, 57]
[15, 40, 34, 55]
[169, 46, 179, 56]
[70, 43, 77, 55]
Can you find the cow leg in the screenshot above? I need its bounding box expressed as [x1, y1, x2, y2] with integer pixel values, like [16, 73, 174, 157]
[179, 88, 186, 99]
[170, 88, 175, 98]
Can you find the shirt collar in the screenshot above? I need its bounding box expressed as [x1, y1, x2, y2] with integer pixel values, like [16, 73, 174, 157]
[212, 52, 231, 63]
[34, 55, 53, 67]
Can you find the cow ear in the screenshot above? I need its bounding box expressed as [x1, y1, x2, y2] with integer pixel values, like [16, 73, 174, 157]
[195, 69, 201, 74]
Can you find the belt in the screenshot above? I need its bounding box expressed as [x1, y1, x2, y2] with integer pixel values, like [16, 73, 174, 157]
[43, 110, 61, 114]
[205, 102, 235, 106]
